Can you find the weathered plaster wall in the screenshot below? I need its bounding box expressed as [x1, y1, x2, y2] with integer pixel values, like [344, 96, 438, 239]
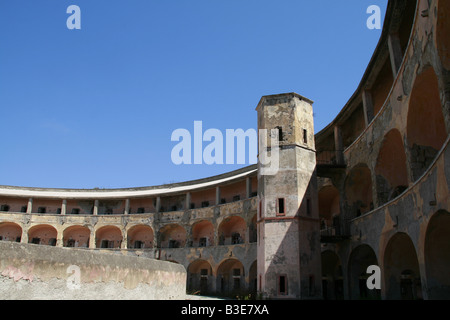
[0, 241, 186, 300]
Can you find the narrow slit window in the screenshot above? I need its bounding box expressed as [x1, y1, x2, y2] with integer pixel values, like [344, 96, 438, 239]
[259, 200, 262, 219]
[303, 129, 308, 144]
[279, 275, 287, 295]
[278, 198, 285, 215]
[275, 126, 283, 142]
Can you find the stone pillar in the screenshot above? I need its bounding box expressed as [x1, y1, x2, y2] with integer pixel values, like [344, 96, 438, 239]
[61, 199, 67, 215]
[89, 229, 96, 248]
[26, 198, 33, 214]
[156, 197, 161, 213]
[388, 32, 403, 78]
[334, 126, 345, 165]
[20, 227, 29, 244]
[186, 192, 191, 210]
[216, 187, 221, 206]
[93, 200, 99, 215]
[124, 199, 130, 215]
[121, 229, 127, 249]
[362, 90, 375, 126]
[56, 230, 64, 247]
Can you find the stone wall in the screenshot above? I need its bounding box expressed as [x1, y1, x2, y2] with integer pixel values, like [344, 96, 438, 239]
[0, 241, 186, 300]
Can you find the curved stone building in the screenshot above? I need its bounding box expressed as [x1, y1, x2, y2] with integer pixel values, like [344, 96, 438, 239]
[0, 0, 449, 299]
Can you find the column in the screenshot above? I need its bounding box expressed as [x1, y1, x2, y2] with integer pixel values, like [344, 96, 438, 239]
[216, 187, 221, 206]
[20, 226, 29, 244]
[388, 32, 403, 78]
[124, 199, 130, 215]
[334, 126, 345, 165]
[56, 230, 64, 247]
[362, 90, 375, 126]
[93, 200, 99, 215]
[61, 199, 67, 215]
[121, 230, 127, 249]
[156, 197, 161, 213]
[185, 192, 191, 210]
[89, 229, 96, 248]
[26, 198, 33, 214]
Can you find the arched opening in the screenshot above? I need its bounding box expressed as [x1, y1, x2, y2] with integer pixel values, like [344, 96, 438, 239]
[249, 261, 257, 296]
[344, 164, 374, 217]
[407, 66, 447, 181]
[0, 222, 22, 242]
[63, 225, 90, 248]
[191, 220, 214, 247]
[375, 129, 409, 205]
[425, 210, 450, 299]
[383, 233, 422, 299]
[218, 216, 246, 245]
[321, 250, 344, 300]
[159, 224, 186, 248]
[216, 259, 245, 296]
[318, 185, 341, 234]
[28, 224, 57, 246]
[437, 0, 450, 69]
[127, 225, 154, 249]
[95, 226, 123, 249]
[187, 259, 213, 295]
[348, 244, 380, 300]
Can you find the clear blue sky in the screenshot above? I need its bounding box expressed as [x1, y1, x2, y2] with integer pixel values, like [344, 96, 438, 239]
[0, 0, 387, 189]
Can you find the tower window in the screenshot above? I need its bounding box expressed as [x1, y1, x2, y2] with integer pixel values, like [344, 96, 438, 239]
[279, 275, 287, 295]
[259, 200, 262, 219]
[277, 198, 285, 216]
[303, 129, 308, 143]
[275, 126, 283, 142]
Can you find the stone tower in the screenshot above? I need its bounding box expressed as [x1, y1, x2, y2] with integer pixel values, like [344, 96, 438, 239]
[256, 92, 322, 299]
